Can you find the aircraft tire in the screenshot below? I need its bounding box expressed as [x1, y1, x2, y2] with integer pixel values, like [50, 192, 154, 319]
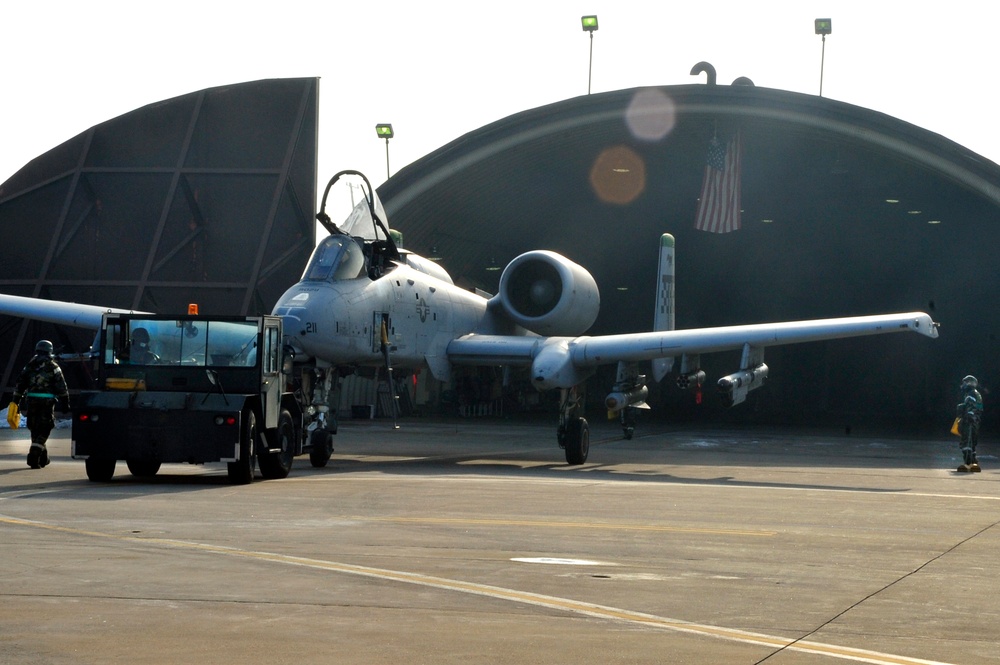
[309, 429, 333, 468]
[126, 459, 161, 477]
[564, 417, 589, 465]
[259, 410, 295, 480]
[227, 411, 257, 485]
[86, 458, 116, 482]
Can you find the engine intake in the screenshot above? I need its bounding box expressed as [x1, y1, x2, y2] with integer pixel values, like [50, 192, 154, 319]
[498, 251, 600, 336]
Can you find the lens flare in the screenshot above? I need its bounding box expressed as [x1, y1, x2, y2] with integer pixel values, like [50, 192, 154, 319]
[589, 146, 646, 205]
[625, 89, 677, 142]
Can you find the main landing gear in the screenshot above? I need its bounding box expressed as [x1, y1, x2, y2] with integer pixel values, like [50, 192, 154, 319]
[557, 385, 589, 465]
[619, 405, 637, 440]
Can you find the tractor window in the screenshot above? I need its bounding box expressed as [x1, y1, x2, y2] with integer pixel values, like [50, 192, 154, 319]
[105, 319, 261, 367]
[121, 319, 173, 365]
[205, 321, 259, 367]
[262, 323, 280, 375]
[104, 322, 124, 366]
[174, 321, 208, 365]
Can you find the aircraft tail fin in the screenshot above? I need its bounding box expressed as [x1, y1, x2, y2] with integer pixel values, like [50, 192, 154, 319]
[651, 233, 675, 382]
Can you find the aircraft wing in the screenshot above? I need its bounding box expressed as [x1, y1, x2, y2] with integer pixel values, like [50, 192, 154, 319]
[570, 311, 937, 364]
[447, 311, 938, 389]
[0, 293, 148, 329]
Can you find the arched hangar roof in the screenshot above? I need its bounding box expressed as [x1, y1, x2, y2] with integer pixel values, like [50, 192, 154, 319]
[380, 82, 1000, 291]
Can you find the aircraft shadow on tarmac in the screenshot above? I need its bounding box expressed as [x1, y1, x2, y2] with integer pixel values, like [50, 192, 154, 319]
[326, 453, 912, 494]
[333, 418, 983, 463]
[314, 420, 987, 493]
[0, 452, 906, 496]
[0, 420, 990, 496]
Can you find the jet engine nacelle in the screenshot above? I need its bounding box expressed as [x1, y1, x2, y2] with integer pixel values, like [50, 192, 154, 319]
[497, 250, 600, 336]
[717, 364, 769, 408]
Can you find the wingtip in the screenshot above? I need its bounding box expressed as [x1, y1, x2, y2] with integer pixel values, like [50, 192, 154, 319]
[916, 313, 940, 339]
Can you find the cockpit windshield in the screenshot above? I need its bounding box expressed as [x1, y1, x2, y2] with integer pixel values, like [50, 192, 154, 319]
[302, 235, 366, 282]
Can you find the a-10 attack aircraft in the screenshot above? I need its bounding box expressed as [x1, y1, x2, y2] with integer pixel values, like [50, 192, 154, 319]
[0, 170, 939, 465]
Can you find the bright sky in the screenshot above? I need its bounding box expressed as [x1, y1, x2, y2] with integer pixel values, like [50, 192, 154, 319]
[4, 1, 999, 194]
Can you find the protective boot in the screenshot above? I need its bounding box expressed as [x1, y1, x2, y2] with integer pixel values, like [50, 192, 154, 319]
[27, 443, 48, 469]
[957, 447, 970, 472]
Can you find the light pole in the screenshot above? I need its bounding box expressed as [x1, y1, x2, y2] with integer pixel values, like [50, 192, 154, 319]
[375, 123, 394, 180]
[581, 15, 598, 94]
[815, 18, 832, 97]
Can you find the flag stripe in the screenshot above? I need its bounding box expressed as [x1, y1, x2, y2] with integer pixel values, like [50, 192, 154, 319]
[695, 132, 742, 233]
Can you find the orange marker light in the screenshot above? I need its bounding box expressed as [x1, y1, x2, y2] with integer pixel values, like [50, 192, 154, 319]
[188, 303, 199, 315]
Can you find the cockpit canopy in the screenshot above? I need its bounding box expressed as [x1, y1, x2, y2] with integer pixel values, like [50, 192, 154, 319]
[302, 235, 367, 282]
[338, 192, 389, 241]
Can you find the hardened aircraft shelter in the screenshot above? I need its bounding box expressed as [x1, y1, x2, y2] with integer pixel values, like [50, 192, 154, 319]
[0, 78, 318, 393]
[3, 74, 999, 433]
[378, 77, 1000, 432]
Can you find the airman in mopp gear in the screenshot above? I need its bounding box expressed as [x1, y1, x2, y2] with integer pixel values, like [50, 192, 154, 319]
[956, 375, 984, 473]
[12, 340, 69, 469]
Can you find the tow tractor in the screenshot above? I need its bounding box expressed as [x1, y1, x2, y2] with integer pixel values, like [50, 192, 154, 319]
[72, 310, 305, 484]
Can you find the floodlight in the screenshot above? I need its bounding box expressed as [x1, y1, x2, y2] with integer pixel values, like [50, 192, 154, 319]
[581, 16, 599, 94]
[814, 19, 832, 96]
[375, 124, 394, 179]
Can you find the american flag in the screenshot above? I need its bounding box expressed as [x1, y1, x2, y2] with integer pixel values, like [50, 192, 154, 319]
[694, 131, 743, 233]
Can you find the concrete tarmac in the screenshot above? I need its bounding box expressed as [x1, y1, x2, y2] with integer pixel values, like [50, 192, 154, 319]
[1, 418, 998, 664]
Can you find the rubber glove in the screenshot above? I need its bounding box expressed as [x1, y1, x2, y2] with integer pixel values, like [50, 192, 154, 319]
[7, 402, 20, 429]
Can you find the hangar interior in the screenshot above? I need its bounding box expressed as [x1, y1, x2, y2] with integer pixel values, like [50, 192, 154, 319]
[2, 75, 997, 435]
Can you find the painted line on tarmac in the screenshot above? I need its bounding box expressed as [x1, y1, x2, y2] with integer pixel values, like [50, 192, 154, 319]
[0, 513, 953, 665]
[362, 515, 776, 537]
[511, 557, 613, 565]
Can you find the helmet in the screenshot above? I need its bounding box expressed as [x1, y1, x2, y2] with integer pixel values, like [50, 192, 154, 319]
[961, 375, 978, 390]
[34, 339, 54, 356]
[132, 328, 150, 345]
